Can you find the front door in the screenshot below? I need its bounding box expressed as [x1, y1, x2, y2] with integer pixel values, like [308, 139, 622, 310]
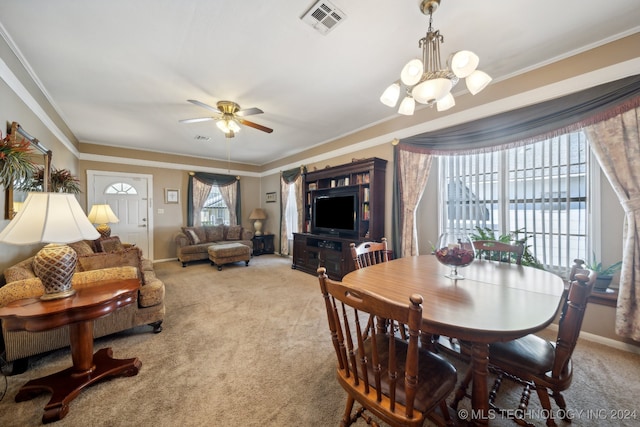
[87, 171, 154, 260]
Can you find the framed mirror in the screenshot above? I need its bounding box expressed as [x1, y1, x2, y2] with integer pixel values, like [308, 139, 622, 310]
[3, 122, 52, 219]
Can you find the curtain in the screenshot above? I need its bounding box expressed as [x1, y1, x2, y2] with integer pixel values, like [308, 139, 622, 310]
[219, 182, 238, 225]
[584, 104, 640, 341]
[280, 166, 305, 255]
[396, 146, 432, 257]
[400, 74, 640, 154]
[191, 177, 212, 226]
[187, 172, 240, 226]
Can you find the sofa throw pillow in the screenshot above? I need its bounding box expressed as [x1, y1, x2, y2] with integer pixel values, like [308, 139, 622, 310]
[182, 226, 206, 244]
[77, 247, 145, 284]
[68, 240, 95, 256]
[96, 236, 124, 253]
[182, 228, 200, 245]
[204, 225, 224, 242]
[226, 225, 242, 240]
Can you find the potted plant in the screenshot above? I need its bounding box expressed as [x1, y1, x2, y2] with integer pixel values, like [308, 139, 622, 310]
[587, 254, 622, 292]
[24, 166, 81, 194]
[470, 227, 544, 269]
[0, 131, 37, 189]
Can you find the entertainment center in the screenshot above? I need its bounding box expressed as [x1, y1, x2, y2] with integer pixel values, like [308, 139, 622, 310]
[292, 157, 387, 279]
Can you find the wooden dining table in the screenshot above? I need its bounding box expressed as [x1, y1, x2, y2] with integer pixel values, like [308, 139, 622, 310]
[341, 255, 565, 426]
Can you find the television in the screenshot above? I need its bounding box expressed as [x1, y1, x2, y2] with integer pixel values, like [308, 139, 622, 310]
[312, 189, 359, 237]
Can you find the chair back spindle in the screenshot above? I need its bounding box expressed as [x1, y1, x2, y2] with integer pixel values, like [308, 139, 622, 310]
[350, 238, 389, 270]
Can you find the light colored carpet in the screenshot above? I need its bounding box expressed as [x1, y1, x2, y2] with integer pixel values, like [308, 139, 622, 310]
[1, 255, 639, 426]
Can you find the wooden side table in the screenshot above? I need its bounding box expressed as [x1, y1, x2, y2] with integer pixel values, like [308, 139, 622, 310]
[0, 278, 142, 424]
[252, 234, 275, 256]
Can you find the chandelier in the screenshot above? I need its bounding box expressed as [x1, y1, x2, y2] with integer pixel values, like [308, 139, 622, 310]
[380, 0, 491, 115]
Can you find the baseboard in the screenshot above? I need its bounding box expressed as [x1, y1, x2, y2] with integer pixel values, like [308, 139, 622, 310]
[546, 324, 640, 355]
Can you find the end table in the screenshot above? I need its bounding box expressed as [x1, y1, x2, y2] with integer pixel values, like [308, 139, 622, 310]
[252, 234, 275, 256]
[0, 279, 141, 424]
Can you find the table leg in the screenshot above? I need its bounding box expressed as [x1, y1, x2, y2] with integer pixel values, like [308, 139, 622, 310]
[470, 342, 490, 426]
[14, 320, 141, 424]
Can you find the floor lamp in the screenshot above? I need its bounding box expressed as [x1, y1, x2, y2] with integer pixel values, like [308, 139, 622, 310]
[0, 193, 100, 300]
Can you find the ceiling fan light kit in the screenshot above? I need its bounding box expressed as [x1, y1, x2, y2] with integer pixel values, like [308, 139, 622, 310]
[180, 99, 273, 138]
[380, 0, 491, 115]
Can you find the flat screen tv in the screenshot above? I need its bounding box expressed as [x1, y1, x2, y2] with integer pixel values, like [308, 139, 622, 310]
[312, 189, 358, 237]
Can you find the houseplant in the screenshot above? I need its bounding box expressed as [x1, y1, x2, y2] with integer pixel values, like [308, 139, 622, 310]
[587, 254, 622, 292]
[470, 226, 544, 269]
[24, 166, 81, 194]
[0, 131, 37, 189]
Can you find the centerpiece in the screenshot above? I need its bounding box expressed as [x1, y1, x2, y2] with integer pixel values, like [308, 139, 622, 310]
[434, 232, 475, 279]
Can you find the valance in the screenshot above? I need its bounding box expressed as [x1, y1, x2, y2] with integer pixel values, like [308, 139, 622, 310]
[281, 166, 306, 184]
[399, 74, 640, 154]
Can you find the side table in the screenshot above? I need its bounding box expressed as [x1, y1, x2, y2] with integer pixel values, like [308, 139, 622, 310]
[0, 278, 142, 424]
[252, 234, 275, 256]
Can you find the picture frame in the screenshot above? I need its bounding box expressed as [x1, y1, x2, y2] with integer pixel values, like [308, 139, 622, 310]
[266, 191, 277, 203]
[165, 188, 179, 204]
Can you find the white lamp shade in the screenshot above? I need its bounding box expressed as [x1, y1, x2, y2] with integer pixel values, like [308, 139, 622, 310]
[449, 50, 479, 78]
[0, 193, 100, 245]
[466, 70, 492, 95]
[400, 59, 424, 86]
[436, 92, 456, 111]
[380, 82, 401, 107]
[216, 119, 241, 134]
[88, 204, 119, 224]
[398, 96, 415, 115]
[412, 78, 452, 104]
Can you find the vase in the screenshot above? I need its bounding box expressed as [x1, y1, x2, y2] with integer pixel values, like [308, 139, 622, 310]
[434, 232, 476, 279]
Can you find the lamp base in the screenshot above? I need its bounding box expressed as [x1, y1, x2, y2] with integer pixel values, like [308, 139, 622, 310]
[32, 244, 78, 301]
[96, 223, 112, 238]
[253, 219, 264, 236]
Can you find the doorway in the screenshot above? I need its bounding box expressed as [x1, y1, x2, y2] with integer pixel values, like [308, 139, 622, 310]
[87, 170, 154, 260]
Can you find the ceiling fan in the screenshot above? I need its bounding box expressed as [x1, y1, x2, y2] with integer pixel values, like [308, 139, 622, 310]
[180, 99, 273, 138]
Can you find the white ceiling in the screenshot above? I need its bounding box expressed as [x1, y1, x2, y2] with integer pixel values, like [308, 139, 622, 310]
[1, 0, 639, 166]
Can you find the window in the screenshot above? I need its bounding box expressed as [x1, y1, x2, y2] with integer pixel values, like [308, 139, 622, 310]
[201, 185, 229, 226]
[284, 184, 298, 239]
[105, 182, 137, 195]
[439, 131, 589, 275]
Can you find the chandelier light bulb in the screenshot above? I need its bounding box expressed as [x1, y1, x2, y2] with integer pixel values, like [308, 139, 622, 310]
[398, 96, 416, 115]
[412, 78, 452, 104]
[466, 70, 492, 95]
[380, 82, 401, 107]
[436, 92, 455, 111]
[400, 59, 424, 86]
[449, 50, 479, 78]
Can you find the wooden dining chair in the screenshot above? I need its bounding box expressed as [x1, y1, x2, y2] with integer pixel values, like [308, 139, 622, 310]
[350, 238, 389, 270]
[473, 240, 525, 265]
[450, 259, 597, 427]
[317, 267, 457, 427]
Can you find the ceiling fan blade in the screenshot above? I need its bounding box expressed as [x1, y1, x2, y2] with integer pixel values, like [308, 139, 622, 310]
[238, 118, 273, 133]
[235, 107, 264, 117]
[187, 99, 221, 113]
[179, 117, 215, 124]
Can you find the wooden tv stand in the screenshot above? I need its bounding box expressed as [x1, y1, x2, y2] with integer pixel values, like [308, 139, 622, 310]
[292, 233, 360, 280]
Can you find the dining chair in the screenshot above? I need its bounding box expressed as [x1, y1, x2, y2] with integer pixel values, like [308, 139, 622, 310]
[350, 238, 389, 270]
[317, 267, 457, 427]
[473, 240, 525, 265]
[450, 259, 597, 427]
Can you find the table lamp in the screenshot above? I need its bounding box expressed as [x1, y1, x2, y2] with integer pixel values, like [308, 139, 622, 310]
[249, 208, 267, 236]
[0, 193, 100, 300]
[87, 204, 119, 237]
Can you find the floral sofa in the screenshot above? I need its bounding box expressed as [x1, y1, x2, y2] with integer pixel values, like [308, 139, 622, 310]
[0, 237, 165, 373]
[175, 224, 254, 267]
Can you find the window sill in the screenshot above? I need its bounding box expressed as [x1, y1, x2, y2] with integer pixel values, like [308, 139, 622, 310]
[564, 282, 617, 307]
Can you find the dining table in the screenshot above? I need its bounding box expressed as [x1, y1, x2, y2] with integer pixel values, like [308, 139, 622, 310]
[340, 255, 565, 426]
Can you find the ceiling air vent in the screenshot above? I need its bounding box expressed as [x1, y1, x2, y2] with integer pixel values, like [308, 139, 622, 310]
[301, 1, 346, 35]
